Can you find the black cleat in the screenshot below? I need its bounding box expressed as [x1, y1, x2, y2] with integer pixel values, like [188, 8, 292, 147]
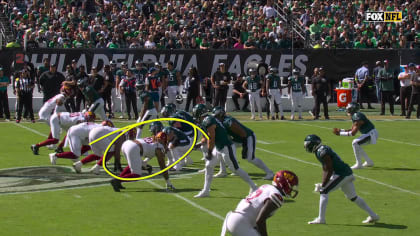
[110, 179, 124, 192]
[280, 116, 285, 120]
[31, 144, 39, 155]
[146, 164, 153, 175]
[55, 146, 63, 153]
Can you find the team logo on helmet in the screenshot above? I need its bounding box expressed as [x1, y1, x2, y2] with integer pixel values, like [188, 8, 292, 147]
[346, 102, 360, 114]
[304, 134, 322, 153]
[176, 94, 184, 104]
[155, 131, 167, 143]
[84, 111, 96, 122]
[101, 120, 114, 127]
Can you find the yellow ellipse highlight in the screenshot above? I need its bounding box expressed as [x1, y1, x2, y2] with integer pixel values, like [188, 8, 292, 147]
[89, 118, 209, 181]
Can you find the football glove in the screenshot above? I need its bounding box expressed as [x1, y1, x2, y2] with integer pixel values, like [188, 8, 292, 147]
[314, 183, 322, 192]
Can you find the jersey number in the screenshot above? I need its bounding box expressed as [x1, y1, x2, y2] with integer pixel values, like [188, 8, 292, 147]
[246, 189, 263, 202]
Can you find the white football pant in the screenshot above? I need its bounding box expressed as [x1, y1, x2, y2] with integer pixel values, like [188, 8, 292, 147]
[268, 88, 283, 117]
[352, 129, 378, 167]
[291, 91, 303, 117]
[248, 89, 262, 118]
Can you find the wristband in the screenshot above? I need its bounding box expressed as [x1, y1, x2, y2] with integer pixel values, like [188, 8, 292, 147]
[340, 129, 345, 132]
[339, 131, 351, 136]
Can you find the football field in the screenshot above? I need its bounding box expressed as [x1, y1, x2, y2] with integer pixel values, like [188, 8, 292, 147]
[0, 112, 419, 236]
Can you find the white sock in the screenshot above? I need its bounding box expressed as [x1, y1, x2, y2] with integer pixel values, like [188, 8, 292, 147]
[319, 194, 329, 222]
[250, 158, 272, 174]
[352, 142, 363, 166]
[218, 159, 227, 174]
[203, 166, 214, 192]
[354, 196, 376, 216]
[234, 168, 257, 191]
[136, 128, 142, 139]
[359, 148, 374, 165]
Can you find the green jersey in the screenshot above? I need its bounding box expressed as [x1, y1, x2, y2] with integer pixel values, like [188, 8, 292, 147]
[316, 145, 352, 176]
[140, 91, 155, 110]
[82, 86, 101, 102]
[116, 69, 125, 78]
[169, 110, 195, 137]
[266, 74, 281, 89]
[167, 69, 179, 86]
[246, 76, 262, 92]
[288, 76, 304, 92]
[202, 115, 232, 150]
[352, 112, 375, 134]
[222, 116, 253, 143]
[167, 127, 190, 147]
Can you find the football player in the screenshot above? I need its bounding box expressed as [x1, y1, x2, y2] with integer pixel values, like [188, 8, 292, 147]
[32, 111, 91, 155]
[32, 86, 72, 153]
[77, 78, 107, 121]
[332, 102, 378, 169]
[136, 90, 158, 139]
[162, 126, 193, 172]
[192, 104, 257, 198]
[287, 68, 306, 120]
[48, 120, 112, 165]
[110, 131, 175, 192]
[243, 68, 263, 120]
[166, 61, 182, 105]
[221, 170, 298, 236]
[73, 121, 132, 174]
[304, 134, 379, 224]
[266, 67, 285, 120]
[212, 106, 274, 180]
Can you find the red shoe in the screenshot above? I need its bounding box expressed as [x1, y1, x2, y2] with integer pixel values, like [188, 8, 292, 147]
[16, 120, 20, 123]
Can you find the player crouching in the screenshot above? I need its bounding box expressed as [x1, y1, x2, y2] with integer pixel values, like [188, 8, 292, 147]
[221, 170, 298, 236]
[110, 131, 175, 192]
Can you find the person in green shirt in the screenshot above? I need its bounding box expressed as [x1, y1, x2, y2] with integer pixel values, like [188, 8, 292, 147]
[192, 104, 257, 198]
[332, 102, 378, 169]
[77, 78, 107, 121]
[166, 61, 181, 105]
[288, 68, 306, 120]
[212, 106, 274, 180]
[266, 67, 285, 120]
[0, 67, 11, 120]
[304, 134, 379, 225]
[377, 60, 395, 115]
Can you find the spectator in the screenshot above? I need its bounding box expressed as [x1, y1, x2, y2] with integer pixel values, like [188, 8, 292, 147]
[378, 60, 395, 116]
[231, 74, 249, 112]
[398, 64, 415, 117]
[211, 63, 231, 109]
[233, 39, 244, 49]
[0, 67, 10, 121]
[184, 67, 201, 112]
[36, 59, 50, 93]
[39, 63, 65, 103]
[102, 64, 114, 118]
[202, 76, 213, 108]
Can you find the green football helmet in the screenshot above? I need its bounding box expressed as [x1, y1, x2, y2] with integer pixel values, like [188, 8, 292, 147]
[304, 135, 322, 153]
[192, 104, 207, 120]
[162, 126, 172, 135]
[149, 121, 164, 135]
[346, 102, 360, 114]
[167, 103, 177, 111]
[161, 105, 175, 118]
[212, 106, 225, 119]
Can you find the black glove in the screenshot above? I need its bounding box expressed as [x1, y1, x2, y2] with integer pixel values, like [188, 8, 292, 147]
[205, 151, 212, 160]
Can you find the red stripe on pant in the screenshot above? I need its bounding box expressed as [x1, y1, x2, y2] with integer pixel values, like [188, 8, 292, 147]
[81, 154, 101, 164]
[57, 134, 67, 148]
[119, 166, 140, 181]
[56, 145, 91, 159]
[96, 152, 114, 165]
[36, 138, 59, 147]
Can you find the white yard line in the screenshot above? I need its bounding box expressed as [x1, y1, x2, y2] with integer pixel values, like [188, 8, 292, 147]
[256, 147, 420, 197]
[147, 180, 224, 220]
[298, 122, 420, 147]
[257, 140, 271, 144]
[13, 123, 48, 137]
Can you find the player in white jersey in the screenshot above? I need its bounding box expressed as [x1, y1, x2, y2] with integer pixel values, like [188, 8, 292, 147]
[31, 111, 92, 155]
[48, 120, 111, 165]
[73, 122, 133, 174]
[110, 132, 175, 192]
[221, 170, 299, 236]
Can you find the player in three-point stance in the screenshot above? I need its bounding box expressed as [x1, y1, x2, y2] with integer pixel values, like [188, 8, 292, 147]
[304, 134, 379, 224]
[110, 131, 175, 192]
[221, 170, 299, 236]
[212, 106, 274, 180]
[333, 102, 378, 169]
[192, 104, 257, 198]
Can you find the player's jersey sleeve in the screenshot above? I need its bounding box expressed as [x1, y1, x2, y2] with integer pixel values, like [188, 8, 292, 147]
[268, 190, 284, 208]
[202, 116, 216, 129]
[352, 112, 364, 122]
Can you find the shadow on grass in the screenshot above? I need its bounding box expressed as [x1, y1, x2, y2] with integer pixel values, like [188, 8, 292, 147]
[330, 222, 407, 230]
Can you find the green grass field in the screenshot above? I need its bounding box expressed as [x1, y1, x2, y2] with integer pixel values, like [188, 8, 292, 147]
[0, 110, 419, 236]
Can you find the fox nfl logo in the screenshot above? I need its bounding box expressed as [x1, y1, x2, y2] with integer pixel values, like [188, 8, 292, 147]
[365, 12, 402, 22]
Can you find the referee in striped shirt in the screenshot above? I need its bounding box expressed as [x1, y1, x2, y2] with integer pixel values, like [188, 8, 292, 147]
[15, 69, 35, 123]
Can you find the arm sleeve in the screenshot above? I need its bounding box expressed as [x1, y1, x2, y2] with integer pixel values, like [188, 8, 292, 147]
[269, 193, 283, 207]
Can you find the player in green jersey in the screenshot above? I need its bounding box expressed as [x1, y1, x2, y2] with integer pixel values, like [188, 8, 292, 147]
[332, 102, 378, 169]
[243, 68, 264, 120]
[266, 67, 285, 120]
[166, 61, 182, 105]
[77, 78, 107, 121]
[287, 69, 306, 120]
[192, 104, 257, 198]
[304, 134, 379, 224]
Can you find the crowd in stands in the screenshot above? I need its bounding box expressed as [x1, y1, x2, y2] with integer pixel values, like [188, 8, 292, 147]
[0, 0, 419, 49]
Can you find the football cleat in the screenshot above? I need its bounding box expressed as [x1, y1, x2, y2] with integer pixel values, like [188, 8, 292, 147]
[308, 217, 326, 224]
[263, 172, 275, 180]
[49, 153, 57, 165]
[110, 179, 122, 192]
[31, 144, 39, 155]
[72, 161, 82, 173]
[166, 183, 176, 192]
[145, 164, 153, 175]
[213, 171, 227, 178]
[362, 215, 380, 224]
[250, 116, 255, 120]
[184, 157, 194, 166]
[55, 146, 63, 153]
[89, 164, 101, 175]
[351, 164, 363, 169]
[362, 162, 374, 167]
[194, 190, 210, 198]
[290, 115, 295, 120]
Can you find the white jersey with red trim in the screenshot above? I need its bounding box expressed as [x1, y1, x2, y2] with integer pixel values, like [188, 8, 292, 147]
[39, 94, 66, 120]
[57, 112, 85, 129]
[137, 137, 165, 158]
[234, 184, 284, 224]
